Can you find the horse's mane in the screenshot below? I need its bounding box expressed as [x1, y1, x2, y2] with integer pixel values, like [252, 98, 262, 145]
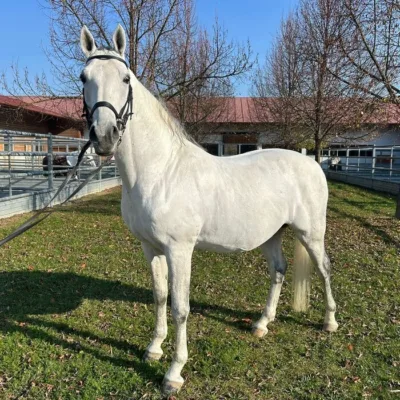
[154, 95, 198, 146]
[134, 80, 201, 148]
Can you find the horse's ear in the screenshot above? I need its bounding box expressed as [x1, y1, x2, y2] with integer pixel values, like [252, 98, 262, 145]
[113, 24, 126, 57]
[80, 25, 97, 57]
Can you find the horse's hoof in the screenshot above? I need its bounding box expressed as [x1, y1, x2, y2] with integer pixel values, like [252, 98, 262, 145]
[323, 322, 338, 332]
[162, 379, 183, 395]
[143, 350, 163, 362]
[252, 327, 267, 338]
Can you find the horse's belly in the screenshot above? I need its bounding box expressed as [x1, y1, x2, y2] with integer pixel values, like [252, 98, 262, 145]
[194, 240, 257, 253]
[196, 211, 285, 253]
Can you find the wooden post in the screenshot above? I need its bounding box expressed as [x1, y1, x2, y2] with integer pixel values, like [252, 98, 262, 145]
[396, 189, 400, 219]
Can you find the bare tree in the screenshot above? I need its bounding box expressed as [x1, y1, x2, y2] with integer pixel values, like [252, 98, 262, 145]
[162, 1, 238, 140]
[251, 14, 309, 150]
[333, 0, 400, 104]
[254, 0, 376, 163]
[2, 0, 252, 133]
[298, 0, 359, 162]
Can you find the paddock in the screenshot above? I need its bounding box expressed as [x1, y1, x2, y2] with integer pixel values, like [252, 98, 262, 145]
[0, 182, 398, 399]
[0, 131, 121, 218]
[319, 145, 400, 198]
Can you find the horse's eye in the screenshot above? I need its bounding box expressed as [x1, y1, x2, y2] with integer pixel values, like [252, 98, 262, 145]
[123, 75, 130, 84]
[80, 72, 87, 84]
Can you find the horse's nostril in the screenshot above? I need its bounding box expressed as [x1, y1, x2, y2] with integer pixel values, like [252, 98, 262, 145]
[112, 125, 119, 140]
[89, 126, 98, 143]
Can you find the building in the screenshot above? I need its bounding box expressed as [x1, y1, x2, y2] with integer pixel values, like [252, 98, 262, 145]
[0, 95, 83, 143]
[1, 95, 399, 154]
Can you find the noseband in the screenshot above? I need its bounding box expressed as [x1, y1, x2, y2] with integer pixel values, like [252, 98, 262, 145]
[82, 55, 133, 137]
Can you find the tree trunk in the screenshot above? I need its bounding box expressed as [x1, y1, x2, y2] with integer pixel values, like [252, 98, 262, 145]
[315, 138, 321, 164]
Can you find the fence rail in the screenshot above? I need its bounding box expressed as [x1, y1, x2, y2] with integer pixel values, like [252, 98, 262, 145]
[0, 130, 119, 201]
[321, 145, 400, 183]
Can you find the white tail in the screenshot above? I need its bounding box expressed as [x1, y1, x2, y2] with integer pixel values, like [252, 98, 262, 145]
[292, 239, 313, 312]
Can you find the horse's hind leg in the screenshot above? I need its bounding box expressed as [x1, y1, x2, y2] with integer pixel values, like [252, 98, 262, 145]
[299, 235, 338, 332]
[252, 229, 287, 338]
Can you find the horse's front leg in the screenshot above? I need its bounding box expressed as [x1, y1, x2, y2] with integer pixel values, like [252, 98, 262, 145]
[162, 244, 193, 395]
[142, 242, 168, 361]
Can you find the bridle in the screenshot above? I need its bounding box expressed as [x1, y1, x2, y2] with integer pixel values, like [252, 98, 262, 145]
[82, 54, 133, 140]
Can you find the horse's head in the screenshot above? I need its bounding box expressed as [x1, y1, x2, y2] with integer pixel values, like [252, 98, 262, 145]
[80, 25, 132, 156]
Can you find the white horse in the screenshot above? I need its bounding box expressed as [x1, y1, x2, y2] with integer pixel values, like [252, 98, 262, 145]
[80, 25, 338, 395]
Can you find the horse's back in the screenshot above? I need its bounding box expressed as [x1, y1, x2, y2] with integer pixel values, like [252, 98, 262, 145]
[212, 148, 327, 202]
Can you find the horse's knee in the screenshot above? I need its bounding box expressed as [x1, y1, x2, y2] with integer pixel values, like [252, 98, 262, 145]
[171, 306, 189, 325]
[154, 293, 167, 306]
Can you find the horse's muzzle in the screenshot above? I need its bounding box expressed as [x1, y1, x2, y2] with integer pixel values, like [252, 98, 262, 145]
[89, 124, 120, 156]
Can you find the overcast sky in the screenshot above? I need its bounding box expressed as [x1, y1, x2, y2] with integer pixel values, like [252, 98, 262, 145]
[0, 0, 298, 96]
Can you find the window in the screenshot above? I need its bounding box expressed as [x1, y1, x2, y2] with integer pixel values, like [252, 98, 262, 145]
[349, 150, 358, 157]
[223, 144, 238, 156]
[3, 138, 13, 152]
[202, 143, 219, 156]
[240, 144, 257, 154]
[222, 143, 258, 156]
[360, 150, 373, 157]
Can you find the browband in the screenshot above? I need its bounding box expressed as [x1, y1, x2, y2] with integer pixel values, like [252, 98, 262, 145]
[86, 54, 129, 68]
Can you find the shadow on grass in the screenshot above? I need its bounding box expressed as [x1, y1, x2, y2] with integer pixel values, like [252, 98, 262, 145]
[329, 190, 395, 215]
[56, 197, 122, 216]
[328, 204, 400, 250]
[0, 271, 164, 383]
[0, 271, 324, 384]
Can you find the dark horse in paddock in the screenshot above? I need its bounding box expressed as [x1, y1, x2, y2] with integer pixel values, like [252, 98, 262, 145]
[42, 154, 75, 177]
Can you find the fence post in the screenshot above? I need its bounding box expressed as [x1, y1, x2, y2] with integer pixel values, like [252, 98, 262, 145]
[372, 146, 376, 177]
[7, 133, 12, 197]
[47, 134, 53, 191]
[390, 146, 393, 181]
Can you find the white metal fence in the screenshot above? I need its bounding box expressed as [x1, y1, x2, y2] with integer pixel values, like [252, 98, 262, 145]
[0, 131, 119, 199]
[321, 145, 400, 183]
[0, 131, 121, 218]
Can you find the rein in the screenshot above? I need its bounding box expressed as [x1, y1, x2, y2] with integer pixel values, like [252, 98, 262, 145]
[0, 54, 132, 248]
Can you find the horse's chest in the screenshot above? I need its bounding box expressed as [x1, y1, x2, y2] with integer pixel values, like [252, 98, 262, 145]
[120, 192, 170, 245]
[121, 199, 151, 239]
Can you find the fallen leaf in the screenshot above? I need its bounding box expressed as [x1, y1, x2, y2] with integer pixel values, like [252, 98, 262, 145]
[347, 344, 354, 351]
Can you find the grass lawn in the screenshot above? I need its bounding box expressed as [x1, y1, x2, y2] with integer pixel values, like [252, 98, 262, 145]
[0, 182, 399, 399]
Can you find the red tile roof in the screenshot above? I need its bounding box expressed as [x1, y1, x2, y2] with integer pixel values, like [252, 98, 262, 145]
[0, 95, 82, 120]
[211, 97, 264, 123]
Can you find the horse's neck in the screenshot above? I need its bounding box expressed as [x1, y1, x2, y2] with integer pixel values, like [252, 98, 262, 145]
[115, 77, 187, 190]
